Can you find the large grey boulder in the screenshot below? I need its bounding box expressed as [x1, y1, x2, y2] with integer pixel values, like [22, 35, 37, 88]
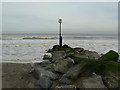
[84, 50, 101, 60]
[32, 67, 58, 89]
[52, 51, 66, 60]
[32, 67, 58, 80]
[81, 75, 106, 88]
[38, 76, 53, 89]
[103, 72, 120, 88]
[59, 62, 87, 84]
[53, 57, 74, 74]
[75, 50, 101, 60]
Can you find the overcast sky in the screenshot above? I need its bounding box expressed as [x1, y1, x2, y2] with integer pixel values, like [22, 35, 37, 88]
[2, 2, 118, 34]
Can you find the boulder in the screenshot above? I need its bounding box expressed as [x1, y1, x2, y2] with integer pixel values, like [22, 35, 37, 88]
[55, 85, 76, 90]
[73, 47, 84, 53]
[43, 54, 52, 60]
[98, 50, 119, 62]
[84, 50, 101, 60]
[68, 50, 101, 64]
[46, 49, 53, 53]
[32, 67, 58, 80]
[52, 51, 66, 60]
[38, 61, 54, 71]
[59, 62, 87, 84]
[52, 44, 71, 51]
[53, 57, 74, 74]
[62, 44, 71, 49]
[94, 61, 120, 75]
[103, 72, 120, 88]
[81, 75, 106, 88]
[75, 50, 100, 60]
[52, 45, 61, 51]
[65, 49, 75, 57]
[38, 76, 53, 89]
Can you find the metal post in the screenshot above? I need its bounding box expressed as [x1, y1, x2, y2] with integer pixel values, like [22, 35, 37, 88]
[59, 19, 62, 46]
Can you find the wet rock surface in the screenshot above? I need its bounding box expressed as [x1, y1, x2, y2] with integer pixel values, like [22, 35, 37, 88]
[81, 75, 106, 88]
[103, 72, 120, 88]
[31, 44, 120, 89]
[38, 76, 53, 89]
[53, 57, 74, 74]
[32, 67, 58, 80]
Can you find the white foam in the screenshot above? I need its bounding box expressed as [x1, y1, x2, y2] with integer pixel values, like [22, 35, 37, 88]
[1, 35, 118, 63]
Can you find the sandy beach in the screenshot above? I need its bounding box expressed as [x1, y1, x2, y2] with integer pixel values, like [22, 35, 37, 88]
[2, 63, 37, 88]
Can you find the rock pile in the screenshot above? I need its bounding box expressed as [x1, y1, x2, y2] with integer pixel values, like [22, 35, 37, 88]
[31, 44, 120, 89]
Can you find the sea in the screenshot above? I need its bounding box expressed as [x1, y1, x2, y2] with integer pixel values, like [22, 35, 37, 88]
[1, 34, 118, 63]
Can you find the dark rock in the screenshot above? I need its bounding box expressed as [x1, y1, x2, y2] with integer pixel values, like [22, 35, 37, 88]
[81, 75, 106, 88]
[59, 77, 71, 85]
[62, 44, 71, 49]
[93, 61, 120, 75]
[84, 50, 101, 60]
[67, 50, 101, 64]
[53, 57, 74, 74]
[52, 44, 71, 51]
[65, 49, 75, 58]
[38, 75, 53, 89]
[32, 67, 58, 80]
[43, 54, 52, 60]
[75, 50, 100, 60]
[52, 51, 66, 60]
[103, 72, 120, 88]
[39, 60, 52, 65]
[73, 47, 84, 53]
[38, 61, 54, 71]
[98, 50, 119, 62]
[46, 49, 53, 53]
[55, 85, 76, 90]
[52, 45, 61, 51]
[59, 62, 87, 84]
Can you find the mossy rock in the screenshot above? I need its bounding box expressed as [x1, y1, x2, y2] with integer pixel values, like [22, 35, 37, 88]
[102, 61, 120, 73]
[88, 61, 120, 75]
[72, 57, 120, 75]
[98, 50, 119, 62]
[73, 47, 84, 54]
[65, 49, 75, 57]
[68, 55, 93, 64]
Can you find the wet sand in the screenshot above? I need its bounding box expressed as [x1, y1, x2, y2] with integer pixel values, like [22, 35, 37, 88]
[2, 63, 37, 88]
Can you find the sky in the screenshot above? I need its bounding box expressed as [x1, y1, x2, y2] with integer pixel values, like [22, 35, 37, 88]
[2, 2, 118, 34]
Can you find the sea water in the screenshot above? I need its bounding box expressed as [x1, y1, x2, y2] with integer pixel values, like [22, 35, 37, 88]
[1, 34, 118, 63]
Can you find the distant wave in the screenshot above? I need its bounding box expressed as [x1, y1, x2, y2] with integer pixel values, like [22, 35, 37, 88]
[71, 36, 117, 40]
[23, 37, 58, 40]
[1, 34, 117, 40]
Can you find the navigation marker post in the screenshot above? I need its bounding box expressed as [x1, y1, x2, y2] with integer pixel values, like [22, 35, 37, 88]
[58, 19, 62, 46]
